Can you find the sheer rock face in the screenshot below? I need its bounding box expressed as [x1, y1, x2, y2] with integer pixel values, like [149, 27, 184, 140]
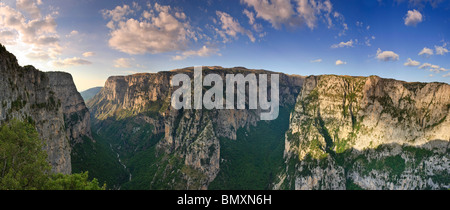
[0, 45, 91, 174]
[88, 67, 305, 189]
[278, 75, 450, 190]
[47, 72, 92, 145]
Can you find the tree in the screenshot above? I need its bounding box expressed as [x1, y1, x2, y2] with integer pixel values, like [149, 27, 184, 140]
[45, 172, 106, 190]
[0, 119, 50, 190]
[0, 119, 105, 190]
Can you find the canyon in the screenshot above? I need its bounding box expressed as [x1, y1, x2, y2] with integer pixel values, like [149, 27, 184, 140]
[1, 44, 448, 189]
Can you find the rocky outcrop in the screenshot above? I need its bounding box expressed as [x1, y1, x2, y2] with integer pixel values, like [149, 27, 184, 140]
[47, 72, 92, 145]
[277, 75, 450, 190]
[0, 44, 90, 174]
[88, 66, 305, 189]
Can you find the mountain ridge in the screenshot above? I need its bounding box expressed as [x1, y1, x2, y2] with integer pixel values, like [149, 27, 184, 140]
[88, 67, 449, 189]
[277, 74, 449, 189]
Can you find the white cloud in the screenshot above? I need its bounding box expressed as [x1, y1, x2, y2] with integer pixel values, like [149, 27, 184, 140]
[0, 30, 17, 44]
[0, 1, 61, 60]
[297, 0, 319, 29]
[216, 11, 255, 43]
[419, 63, 448, 73]
[102, 4, 133, 22]
[66, 30, 79, 37]
[82, 52, 95, 57]
[241, 0, 334, 30]
[417, 44, 448, 57]
[16, 0, 42, 19]
[418, 47, 433, 56]
[331, 39, 354, 48]
[52, 57, 92, 68]
[175, 12, 187, 20]
[310, 59, 322, 63]
[435, 44, 448, 55]
[404, 9, 423, 26]
[333, 11, 348, 36]
[243, 9, 263, 32]
[404, 58, 421, 67]
[335, 60, 347, 65]
[243, 9, 256, 25]
[113, 58, 134, 68]
[172, 46, 220, 60]
[241, 0, 295, 29]
[365, 36, 376, 47]
[418, 63, 431, 69]
[104, 2, 197, 55]
[443, 73, 450, 78]
[376, 48, 399, 61]
[26, 50, 50, 60]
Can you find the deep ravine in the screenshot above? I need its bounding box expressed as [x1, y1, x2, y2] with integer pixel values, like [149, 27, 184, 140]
[109, 143, 132, 182]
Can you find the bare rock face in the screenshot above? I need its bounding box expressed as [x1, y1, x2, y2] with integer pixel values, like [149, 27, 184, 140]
[0, 44, 91, 174]
[277, 75, 450, 190]
[88, 67, 305, 189]
[47, 72, 92, 145]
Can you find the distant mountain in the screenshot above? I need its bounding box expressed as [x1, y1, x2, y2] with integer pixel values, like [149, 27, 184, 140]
[81, 87, 102, 102]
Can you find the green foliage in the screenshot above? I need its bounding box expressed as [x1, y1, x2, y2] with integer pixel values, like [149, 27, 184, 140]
[10, 96, 27, 111]
[144, 100, 165, 118]
[0, 119, 51, 190]
[0, 120, 104, 190]
[314, 114, 333, 153]
[403, 82, 426, 92]
[92, 114, 171, 189]
[159, 97, 171, 113]
[30, 94, 61, 111]
[97, 116, 157, 156]
[45, 172, 105, 190]
[384, 155, 406, 178]
[425, 116, 447, 129]
[334, 138, 350, 154]
[402, 146, 433, 165]
[346, 179, 364, 190]
[373, 95, 414, 123]
[121, 146, 187, 190]
[347, 153, 406, 180]
[71, 134, 129, 190]
[208, 106, 291, 190]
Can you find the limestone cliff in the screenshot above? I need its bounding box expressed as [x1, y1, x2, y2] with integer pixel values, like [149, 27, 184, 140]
[277, 75, 450, 190]
[0, 44, 91, 174]
[88, 67, 305, 189]
[47, 72, 92, 145]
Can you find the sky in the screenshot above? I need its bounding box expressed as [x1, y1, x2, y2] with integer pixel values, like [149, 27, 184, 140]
[1, 0, 450, 91]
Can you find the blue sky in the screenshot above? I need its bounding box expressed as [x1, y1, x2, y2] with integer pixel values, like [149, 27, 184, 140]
[1, 0, 449, 91]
